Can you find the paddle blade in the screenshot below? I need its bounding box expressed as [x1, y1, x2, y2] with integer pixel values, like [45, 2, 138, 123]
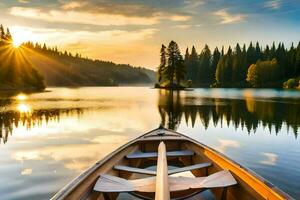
[199, 170, 237, 189]
[94, 174, 135, 192]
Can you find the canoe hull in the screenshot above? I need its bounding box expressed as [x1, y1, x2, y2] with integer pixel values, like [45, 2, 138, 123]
[51, 128, 293, 200]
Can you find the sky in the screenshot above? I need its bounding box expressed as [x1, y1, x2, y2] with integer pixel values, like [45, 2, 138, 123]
[1, 0, 300, 69]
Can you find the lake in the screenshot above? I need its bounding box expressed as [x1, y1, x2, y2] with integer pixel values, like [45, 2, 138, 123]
[0, 87, 299, 200]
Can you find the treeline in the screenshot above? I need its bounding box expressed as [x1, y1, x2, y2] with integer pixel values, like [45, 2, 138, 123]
[0, 24, 155, 89]
[158, 40, 300, 88]
[22, 41, 155, 86]
[0, 25, 45, 90]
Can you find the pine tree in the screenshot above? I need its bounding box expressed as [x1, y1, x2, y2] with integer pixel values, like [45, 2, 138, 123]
[186, 46, 199, 82]
[5, 28, 12, 41]
[295, 42, 300, 76]
[0, 25, 5, 40]
[216, 56, 225, 84]
[184, 47, 189, 61]
[166, 41, 185, 86]
[255, 42, 262, 61]
[158, 44, 167, 83]
[247, 42, 256, 67]
[264, 45, 270, 60]
[211, 47, 221, 83]
[198, 44, 211, 84]
[232, 43, 242, 82]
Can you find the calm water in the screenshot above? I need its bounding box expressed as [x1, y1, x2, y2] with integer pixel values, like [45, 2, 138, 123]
[0, 87, 299, 200]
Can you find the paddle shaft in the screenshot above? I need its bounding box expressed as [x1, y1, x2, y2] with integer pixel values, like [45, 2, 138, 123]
[155, 142, 170, 200]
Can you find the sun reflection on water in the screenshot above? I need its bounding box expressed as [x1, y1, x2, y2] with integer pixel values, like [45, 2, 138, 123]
[16, 94, 27, 101]
[17, 103, 31, 113]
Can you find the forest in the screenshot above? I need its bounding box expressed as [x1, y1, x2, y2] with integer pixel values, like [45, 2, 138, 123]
[157, 40, 300, 89]
[0, 24, 155, 90]
[0, 25, 45, 91]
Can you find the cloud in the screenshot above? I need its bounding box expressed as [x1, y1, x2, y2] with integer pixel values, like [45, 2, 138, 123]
[21, 168, 32, 175]
[13, 151, 42, 161]
[18, 0, 30, 3]
[172, 24, 202, 29]
[214, 9, 246, 24]
[10, 26, 158, 46]
[10, 6, 190, 26]
[10, 7, 160, 26]
[264, 0, 281, 10]
[213, 139, 240, 154]
[61, 1, 83, 10]
[260, 152, 278, 166]
[184, 0, 205, 12]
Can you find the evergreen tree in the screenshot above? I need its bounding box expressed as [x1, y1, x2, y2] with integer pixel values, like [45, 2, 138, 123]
[165, 41, 185, 86]
[246, 42, 256, 67]
[5, 28, 12, 41]
[295, 42, 300, 76]
[184, 47, 189, 61]
[216, 55, 225, 84]
[210, 47, 221, 83]
[232, 43, 242, 82]
[255, 42, 262, 61]
[158, 44, 167, 83]
[198, 44, 211, 84]
[224, 46, 233, 83]
[186, 46, 199, 82]
[0, 25, 5, 40]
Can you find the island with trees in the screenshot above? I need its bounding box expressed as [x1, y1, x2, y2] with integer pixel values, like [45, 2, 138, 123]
[157, 40, 300, 89]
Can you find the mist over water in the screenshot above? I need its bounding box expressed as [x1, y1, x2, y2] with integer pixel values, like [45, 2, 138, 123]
[0, 87, 299, 199]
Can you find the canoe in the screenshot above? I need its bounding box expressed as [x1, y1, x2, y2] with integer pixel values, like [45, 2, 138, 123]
[51, 127, 293, 200]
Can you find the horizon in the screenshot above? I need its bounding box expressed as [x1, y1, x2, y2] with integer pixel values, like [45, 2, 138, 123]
[1, 0, 300, 69]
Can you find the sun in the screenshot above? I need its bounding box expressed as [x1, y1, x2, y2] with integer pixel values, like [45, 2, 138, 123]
[12, 39, 23, 48]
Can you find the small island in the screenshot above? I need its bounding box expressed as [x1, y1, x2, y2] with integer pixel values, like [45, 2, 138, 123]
[155, 40, 300, 89]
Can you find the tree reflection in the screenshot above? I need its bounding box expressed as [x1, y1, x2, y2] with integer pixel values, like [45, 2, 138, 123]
[158, 90, 299, 138]
[0, 108, 83, 144]
[158, 89, 183, 130]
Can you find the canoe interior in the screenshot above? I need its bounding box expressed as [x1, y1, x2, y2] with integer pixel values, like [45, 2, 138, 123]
[53, 130, 292, 200]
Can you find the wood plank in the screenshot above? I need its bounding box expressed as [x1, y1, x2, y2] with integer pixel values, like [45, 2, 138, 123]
[114, 162, 211, 175]
[126, 150, 194, 159]
[155, 142, 170, 200]
[94, 170, 236, 193]
[114, 165, 156, 175]
[168, 163, 212, 175]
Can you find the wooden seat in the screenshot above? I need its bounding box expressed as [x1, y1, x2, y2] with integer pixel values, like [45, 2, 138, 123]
[126, 150, 194, 159]
[94, 170, 237, 193]
[114, 162, 212, 175]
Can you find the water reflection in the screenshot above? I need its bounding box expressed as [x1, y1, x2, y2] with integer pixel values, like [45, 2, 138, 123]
[0, 87, 299, 199]
[158, 89, 299, 137]
[0, 107, 83, 144]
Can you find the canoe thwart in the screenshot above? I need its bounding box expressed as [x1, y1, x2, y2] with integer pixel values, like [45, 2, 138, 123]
[126, 150, 194, 159]
[114, 162, 212, 175]
[114, 165, 156, 175]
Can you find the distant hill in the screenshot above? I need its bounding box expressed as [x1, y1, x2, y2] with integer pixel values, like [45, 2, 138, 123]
[22, 42, 156, 86]
[0, 42, 45, 91]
